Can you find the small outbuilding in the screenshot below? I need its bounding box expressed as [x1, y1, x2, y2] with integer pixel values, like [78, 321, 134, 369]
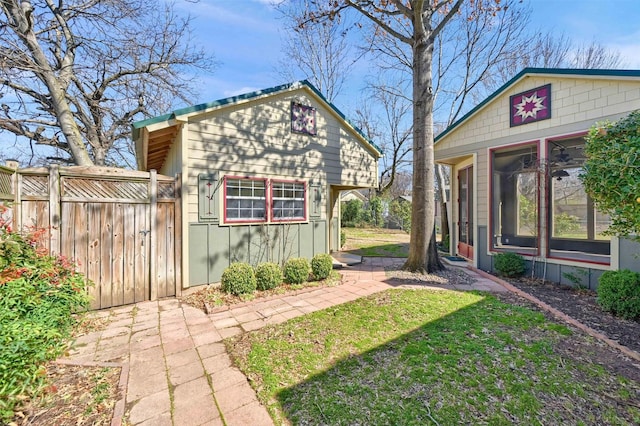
[133, 81, 381, 287]
[435, 68, 640, 288]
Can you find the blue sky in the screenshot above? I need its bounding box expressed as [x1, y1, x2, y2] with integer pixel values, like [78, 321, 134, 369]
[176, 0, 640, 112]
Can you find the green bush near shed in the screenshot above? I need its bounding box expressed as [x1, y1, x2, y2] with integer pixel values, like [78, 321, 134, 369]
[283, 258, 311, 285]
[221, 262, 257, 296]
[311, 253, 333, 280]
[255, 262, 283, 291]
[597, 269, 640, 320]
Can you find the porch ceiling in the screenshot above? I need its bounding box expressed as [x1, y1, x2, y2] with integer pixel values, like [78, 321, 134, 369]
[146, 126, 178, 171]
[436, 154, 473, 165]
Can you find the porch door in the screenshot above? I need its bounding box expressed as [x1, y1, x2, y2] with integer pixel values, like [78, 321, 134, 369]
[458, 166, 474, 259]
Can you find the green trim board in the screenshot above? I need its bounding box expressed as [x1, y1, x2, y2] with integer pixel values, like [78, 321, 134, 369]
[132, 80, 383, 156]
[435, 68, 640, 144]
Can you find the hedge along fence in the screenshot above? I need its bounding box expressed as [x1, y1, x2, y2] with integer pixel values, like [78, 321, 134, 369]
[0, 163, 182, 310]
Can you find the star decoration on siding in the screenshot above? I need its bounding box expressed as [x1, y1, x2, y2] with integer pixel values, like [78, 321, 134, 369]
[514, 92, 546, 120]
[291, 102, 317, 135]
[510, 84, 551, 127]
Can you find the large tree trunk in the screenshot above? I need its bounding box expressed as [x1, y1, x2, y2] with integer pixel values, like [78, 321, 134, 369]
[403, 5, 443, 273]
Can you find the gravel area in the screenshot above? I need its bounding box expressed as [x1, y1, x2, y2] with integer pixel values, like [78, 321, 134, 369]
[384, 264, 478, 287]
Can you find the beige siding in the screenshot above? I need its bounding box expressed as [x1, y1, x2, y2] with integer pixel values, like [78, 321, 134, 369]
[436, 76, 640, 158]
[175, 88, 377, 223]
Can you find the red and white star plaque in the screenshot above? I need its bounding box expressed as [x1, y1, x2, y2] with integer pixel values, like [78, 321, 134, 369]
[510, 84, 551, 127]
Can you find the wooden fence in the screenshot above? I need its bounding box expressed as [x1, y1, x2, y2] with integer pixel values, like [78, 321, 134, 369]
[0, 164, 181, 310]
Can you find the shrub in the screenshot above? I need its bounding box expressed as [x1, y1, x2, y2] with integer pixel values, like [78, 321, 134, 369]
[493, 252, 526, 278]
[0, 220, 90, 422]
[597, 269, 640, 320]
[283, 258, 310, 284]
[255, 262, 283, 291]
[311, 253, 333, 280]
[221, 263, 257, 296]
[340, 231, 346, 248]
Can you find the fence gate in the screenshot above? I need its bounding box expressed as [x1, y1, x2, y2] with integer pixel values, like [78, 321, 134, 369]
[0, 165, 181, 310]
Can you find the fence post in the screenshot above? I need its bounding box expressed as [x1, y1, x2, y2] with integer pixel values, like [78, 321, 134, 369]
[149, 169, 158, 301]
[174, 173, 183, 297]
[5, 161, 20, 230]
[49, 165, 61, 257]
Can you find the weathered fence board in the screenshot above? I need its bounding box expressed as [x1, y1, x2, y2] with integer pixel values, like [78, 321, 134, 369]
[2, 165, 181, 310]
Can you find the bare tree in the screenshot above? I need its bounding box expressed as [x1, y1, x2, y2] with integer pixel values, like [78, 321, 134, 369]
[497, 33, 623, 81]
[354, 78, 413, 196]
[276, 0, 365, 103]
[0, 0, 215, 167]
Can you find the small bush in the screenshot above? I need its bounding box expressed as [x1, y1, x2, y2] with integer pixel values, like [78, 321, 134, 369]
[311, 253, 333, 280]
[255, 262, 283, 291]
[221, 263, 257, 296]
[0, 218, 90, 422]
[493, 252, 526, 278]
[597, 269, 640, 320]
[340, 231, 346, 248]
[283, 258, 310, 284]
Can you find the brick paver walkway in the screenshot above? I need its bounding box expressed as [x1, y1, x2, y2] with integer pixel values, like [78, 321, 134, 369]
[61, 257, 507, 426]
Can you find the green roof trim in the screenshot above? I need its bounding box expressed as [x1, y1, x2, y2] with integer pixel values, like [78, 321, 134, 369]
[435, 67, 640, 143]
[132, 80, 382, 155]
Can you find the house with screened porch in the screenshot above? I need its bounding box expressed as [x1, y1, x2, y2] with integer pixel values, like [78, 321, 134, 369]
[132, 81, 381, 288]
[435, 68, 640, 288]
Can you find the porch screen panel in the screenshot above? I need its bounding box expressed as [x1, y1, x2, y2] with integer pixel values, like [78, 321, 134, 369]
[491, 145, 539, 254]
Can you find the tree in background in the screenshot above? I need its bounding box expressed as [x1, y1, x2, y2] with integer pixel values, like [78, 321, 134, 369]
[388, 198, 412, 233]
[354, 77, 413, 196]
[276, 0, 364, 103]
[0, 0, 215, 167]
[341, 199, 363, 227]
[580, 110, 640, 239]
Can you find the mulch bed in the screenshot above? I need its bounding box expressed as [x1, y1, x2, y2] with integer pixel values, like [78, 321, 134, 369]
[507, 277, 640, 355]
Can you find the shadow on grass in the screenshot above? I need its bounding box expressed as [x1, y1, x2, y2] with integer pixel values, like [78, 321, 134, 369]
[267, 292, 639, 425]
[343, 242, 409, 257]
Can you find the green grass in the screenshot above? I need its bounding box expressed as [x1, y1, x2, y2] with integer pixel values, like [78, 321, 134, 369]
[342, 227, 410, 257]
[226, 289, 640, 425]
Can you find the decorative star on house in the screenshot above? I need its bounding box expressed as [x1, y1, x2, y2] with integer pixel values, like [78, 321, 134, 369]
[515, 92, 546, 120]
[510, 84, 551, 127]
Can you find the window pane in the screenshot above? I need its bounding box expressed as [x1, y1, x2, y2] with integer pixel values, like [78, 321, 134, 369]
[517, 172, 538, 236]
[225, 178, 266, 221]
[271, 182, 305, 220]
[552, 168, 587, 239]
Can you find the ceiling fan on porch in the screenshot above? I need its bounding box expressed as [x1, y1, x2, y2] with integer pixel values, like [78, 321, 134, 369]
[549, 141, 586, 172]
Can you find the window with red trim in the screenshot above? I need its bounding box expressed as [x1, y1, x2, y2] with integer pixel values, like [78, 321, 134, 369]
[223, 177, 307, 223]
[272, 180, 306, 221]
[224, 178, 266, 222]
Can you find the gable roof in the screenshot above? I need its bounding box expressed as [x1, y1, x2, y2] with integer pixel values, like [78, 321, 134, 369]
[133, 80, 382, 171]
[435, 68, 640, 144]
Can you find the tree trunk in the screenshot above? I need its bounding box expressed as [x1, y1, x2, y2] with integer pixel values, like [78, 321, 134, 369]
[403, 7, 443, 273]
